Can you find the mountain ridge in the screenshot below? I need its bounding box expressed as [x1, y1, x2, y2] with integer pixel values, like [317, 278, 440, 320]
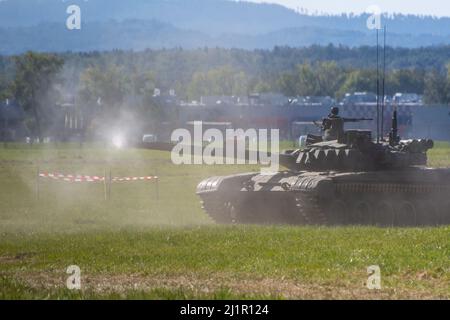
[2, 0, 450, 53]
[3, 0, 450, 35]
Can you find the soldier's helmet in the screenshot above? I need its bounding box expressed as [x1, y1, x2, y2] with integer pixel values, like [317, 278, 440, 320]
[331, 106, 339, 116]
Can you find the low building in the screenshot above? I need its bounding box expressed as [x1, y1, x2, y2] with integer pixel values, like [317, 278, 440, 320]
[340, 92, 378, 105]
[393, 93, 423, 105]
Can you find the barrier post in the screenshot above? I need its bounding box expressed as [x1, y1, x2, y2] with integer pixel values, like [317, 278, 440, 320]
[103, 169, 107, 201]
[155, 168, 159, 200]
[36, 165, 40, 200]
[108, 169, 112, 200]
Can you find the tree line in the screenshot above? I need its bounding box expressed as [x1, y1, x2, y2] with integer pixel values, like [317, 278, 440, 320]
[1, 46, 450, 139]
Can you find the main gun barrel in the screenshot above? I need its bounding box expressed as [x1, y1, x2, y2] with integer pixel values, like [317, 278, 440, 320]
[343, 118, 374, 122]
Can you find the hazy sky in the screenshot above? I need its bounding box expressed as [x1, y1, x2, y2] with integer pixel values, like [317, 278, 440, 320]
[245, 0, 450, 17]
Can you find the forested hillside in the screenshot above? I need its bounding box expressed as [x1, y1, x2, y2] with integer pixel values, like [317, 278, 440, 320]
[2, 46, 450, 104]
[2, 0, 450, 53]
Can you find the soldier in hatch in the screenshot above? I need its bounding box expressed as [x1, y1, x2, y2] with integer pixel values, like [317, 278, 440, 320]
[321, 107, 344, 141]
[320, 107, 373, 141]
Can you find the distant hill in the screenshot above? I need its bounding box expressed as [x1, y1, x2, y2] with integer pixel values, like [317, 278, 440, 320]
[0, 20, 211, 54]
[2, 20, 450, 54]
[2, 0, 450, 53]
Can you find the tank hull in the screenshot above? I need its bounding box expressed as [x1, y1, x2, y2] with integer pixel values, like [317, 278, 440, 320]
[197, 168, 450, 226]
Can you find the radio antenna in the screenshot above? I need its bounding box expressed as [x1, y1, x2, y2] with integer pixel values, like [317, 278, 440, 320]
[381, 26, 387, 139]
[376, 28, 380, 143]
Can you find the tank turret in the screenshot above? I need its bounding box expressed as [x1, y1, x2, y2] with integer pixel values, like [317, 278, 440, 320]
[280, 107, 433, 172]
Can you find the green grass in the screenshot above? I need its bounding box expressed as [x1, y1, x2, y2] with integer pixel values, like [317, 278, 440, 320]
[0, 142, 449, 299]
[428, 141, 450, 167]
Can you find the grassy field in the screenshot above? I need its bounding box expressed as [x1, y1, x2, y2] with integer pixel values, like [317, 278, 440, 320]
[0, 142, 449, 299]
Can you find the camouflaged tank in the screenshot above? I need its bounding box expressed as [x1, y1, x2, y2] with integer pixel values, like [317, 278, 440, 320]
[197, 112, 450, 226]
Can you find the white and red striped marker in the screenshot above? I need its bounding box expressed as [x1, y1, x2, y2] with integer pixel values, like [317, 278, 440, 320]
[39, 173, 158, 183]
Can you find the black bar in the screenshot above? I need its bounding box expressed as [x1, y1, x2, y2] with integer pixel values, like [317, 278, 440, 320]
[0, 300, 445, 319]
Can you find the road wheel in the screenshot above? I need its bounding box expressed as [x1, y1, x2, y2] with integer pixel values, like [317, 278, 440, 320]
[441, 201, 450, 225]
[417, 201, 440, 226]
[351, 200, 372, 225]
[394, 201, 417, 227]
[327, 199, 350, 225]
[375, 201, 395, 227]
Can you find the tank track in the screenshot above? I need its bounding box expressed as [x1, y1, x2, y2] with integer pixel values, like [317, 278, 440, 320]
[200, 192, 309, 225]
[199, 191, 329, 225]
[199, 188, 450, 227]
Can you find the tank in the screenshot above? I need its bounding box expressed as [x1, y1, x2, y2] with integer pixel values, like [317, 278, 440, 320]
[197, 111, 450, 226]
